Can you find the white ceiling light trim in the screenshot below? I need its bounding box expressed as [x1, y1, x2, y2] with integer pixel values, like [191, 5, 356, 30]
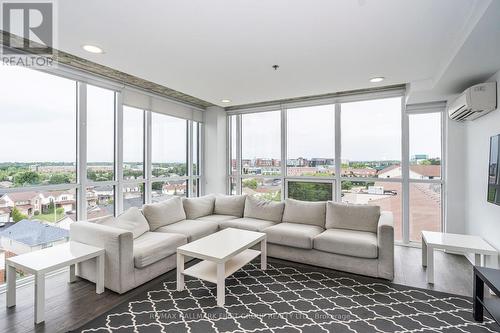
[82, 44, 104, 54]
[369, 77, 385, 83]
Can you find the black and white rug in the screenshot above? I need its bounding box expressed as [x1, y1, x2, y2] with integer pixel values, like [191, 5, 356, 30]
[74, 260, 497, 333]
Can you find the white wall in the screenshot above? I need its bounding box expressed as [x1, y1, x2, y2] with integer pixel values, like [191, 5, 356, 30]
[463, 69, 500, 265]
[445, 116, 466, 234]
[203, 106, 227, 194]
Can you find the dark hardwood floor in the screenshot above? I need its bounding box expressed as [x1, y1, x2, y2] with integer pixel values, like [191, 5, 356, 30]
[0, 245, 476, 333]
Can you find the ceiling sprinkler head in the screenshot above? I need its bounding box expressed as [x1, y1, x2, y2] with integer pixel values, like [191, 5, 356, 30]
[272, 64, 280, 71]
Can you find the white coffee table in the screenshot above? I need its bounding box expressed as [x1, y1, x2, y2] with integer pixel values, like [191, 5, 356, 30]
[6, 241, 105, 324]
[176, 228, 266, 306]
[422, 231, 498, 284]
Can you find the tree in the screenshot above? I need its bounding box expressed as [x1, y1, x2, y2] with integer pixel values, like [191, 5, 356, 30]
[259, 191, 281, 202]
[11, 206, 28, 222]
[421, 158, 441, 165]
[46, 201, 55, 214]
[48, 173, 71, 184]
[341, 181, 353, 190]
[243, 178, 258, 190]
[152, 182, 163, 191]
[288, 182, 332, 202]
[14, 171, 40, 186]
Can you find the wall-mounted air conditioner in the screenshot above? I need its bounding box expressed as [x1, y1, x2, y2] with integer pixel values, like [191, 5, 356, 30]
[448, 82, 497, 121]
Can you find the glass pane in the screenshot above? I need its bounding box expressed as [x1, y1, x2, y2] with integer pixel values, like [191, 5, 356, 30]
[123, 106, 144, 180]
[342, 180, 402, 241]
[287, 181, 333, 201]
[0, 189, 77, 224]
[229, 177, 237, 195]
[193, 122, 200, 176]
[86, 185, 114, 221]
[410, 183, 441, 242]
[0, 66, 77, 188]
[0, 188, 75, 284]
[287, 105, 335, 177]
[230, 115, 237, 175]
[151, 180, 187, 202]
[191, 178, 199, 197]
[242, 177, 281, 201]
[409, 113, 441, 179]
[123, 183, 144, 209]
[341, 98, 401, 178]
[152, 113, 187, 177]
[241, 111, 281, 176]
[87, 85, 115, 181]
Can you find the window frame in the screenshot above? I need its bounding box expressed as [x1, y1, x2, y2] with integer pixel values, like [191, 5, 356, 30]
[0, 66, 203, 291]
[0, 67, 203, 220]
[227, 92, 445, 246]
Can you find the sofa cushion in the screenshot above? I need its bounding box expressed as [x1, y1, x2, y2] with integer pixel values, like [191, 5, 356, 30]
[214, 194, 246, 217]
[326, 202, 380, 233]
[196, 214, 239, 223]
[314, 228, 378, 259]
[282, 198, 326, 227]
[182, 195, 215, 219]
[155, 219, 218, 242]
[264, 223, 324, 249]
[219, 217, 277, 232]
[142, 197, 186, 231]
[133, 232, 187, 268]
[102, 207, 149, 239]
[243, 195, 284, 223]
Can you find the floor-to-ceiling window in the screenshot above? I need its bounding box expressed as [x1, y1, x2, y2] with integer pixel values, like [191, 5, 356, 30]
[228, 93, 444, 245]
[286, 104, 335, 201]
[341, 98, 403, 241]
[409, 112, 442, 242]
[0, 66, 77, 284]
[122, 106, 145, 209]
[0, 65, 202, 286]
[151, 112, 188, 202]
[240, 111, 282, 201]
[86, 85, 117, 221]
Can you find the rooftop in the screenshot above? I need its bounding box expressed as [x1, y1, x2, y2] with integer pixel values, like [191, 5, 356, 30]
[0, 220, 69, 247]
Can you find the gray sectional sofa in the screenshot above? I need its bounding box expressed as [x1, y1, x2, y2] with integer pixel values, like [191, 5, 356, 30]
[70, 194, 394, 294]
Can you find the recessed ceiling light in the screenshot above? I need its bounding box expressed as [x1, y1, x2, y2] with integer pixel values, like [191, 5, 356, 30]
[82, 44, 104, 54]
[369, 77, 385, 83]
[221, 99, 231, 103]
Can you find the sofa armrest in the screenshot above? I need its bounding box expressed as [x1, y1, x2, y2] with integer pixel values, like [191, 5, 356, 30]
[70, 221, 134, 293]
[377, 211, 394, 279]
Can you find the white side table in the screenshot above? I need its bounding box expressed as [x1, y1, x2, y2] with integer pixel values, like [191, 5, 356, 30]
[422, 231, 498, 284]
[5, 241, 105, 324]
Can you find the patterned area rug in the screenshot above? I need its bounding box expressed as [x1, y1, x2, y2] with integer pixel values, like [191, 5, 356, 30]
[74, 260, 497, 333]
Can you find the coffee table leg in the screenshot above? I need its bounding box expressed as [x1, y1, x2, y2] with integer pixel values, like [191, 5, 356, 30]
[217, 262, 225, 307]
[261, 240, 267, 270]
[35, 272, 45, 324]
[69, 264, 77, 283]
[427, 246, 434, 284]
[176, 253, 184, 291]
[474, 253, 482, 266]
[6, 264, 16, 308]
[96, 255, 105, 294]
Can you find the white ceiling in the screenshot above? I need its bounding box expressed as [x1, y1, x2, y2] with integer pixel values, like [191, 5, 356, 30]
[56, 0, 500, 107]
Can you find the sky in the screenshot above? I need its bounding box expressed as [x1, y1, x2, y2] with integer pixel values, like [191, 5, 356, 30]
[241, 98, 442, 161]
[0, 65, 441, 164]
[0, 65, 187, 163]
